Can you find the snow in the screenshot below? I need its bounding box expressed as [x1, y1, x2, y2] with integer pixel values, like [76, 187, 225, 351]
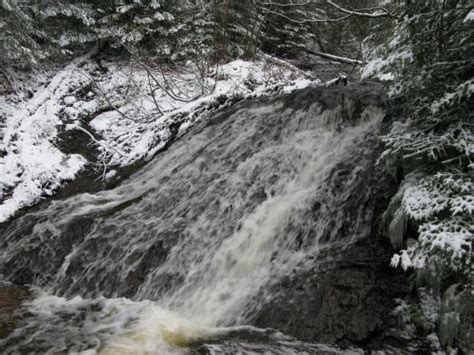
[361, 48, 413, 80]
[88, 58, 320, 167]
[378, 73, 394, 81]
[463, 9, 474, 22]
[63, 96, 77, 106]
[391, 173, 473, 271]
[390, 253, 401, 268]
[0, 55, 319, 223]
[431, 79, 474, 114]
[390, 250, 414, 270]
[450, 195, 474, 215]
[402, 183, 449, 221]
[0, 55, 97, 222]
[418, 219, 472, 261]
[104, 170, 117, 181]
[400, 173, 473, 221]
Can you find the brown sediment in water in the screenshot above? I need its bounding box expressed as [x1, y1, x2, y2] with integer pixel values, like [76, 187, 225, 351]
[0, 286, 29, 339]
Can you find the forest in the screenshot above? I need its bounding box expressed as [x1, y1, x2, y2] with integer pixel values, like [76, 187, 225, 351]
[0, 0, 473, 354]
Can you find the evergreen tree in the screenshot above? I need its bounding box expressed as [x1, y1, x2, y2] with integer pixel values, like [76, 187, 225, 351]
[162, 1, 216, 63]
[0, 0, 50, 69]
[36, 0, 98, 51]
[36, 0, 177, 53]
[364, 1, 473, 350]
[369, 0, 473, 275]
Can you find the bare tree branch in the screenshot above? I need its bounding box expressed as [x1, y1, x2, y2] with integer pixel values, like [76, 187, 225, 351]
[122, 43, 210, 103]
[146, 71, 163, 115]
[76, 69, 142, 123]
[67, 123, 126, 158]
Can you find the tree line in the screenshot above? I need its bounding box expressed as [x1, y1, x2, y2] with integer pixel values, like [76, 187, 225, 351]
[0, 0, 385, 70]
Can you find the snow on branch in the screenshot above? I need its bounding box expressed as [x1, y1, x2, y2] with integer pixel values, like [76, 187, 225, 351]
[260, 6, 352, 24]
[303, 48, 364, 65]
[327, 0, 392, 18]
[258, 1, 312, 7]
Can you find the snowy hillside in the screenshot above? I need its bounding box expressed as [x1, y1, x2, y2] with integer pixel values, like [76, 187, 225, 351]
[0, 56, 319, 222]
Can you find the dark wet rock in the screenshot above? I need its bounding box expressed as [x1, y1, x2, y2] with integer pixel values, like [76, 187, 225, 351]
[252, 238, 416, 350]
[250, 93, 427, 352]
[0, 283, 29, 340]
[0, 214, 96, 287]
[190, 326, 364, 354]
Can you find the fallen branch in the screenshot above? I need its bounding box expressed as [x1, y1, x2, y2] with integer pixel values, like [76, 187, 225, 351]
[321, 75, 348, 87]
[303, 48, 364, 65]
[258, 52, 313, 78]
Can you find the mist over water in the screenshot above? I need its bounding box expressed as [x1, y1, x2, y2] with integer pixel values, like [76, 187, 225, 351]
[0, 90, 383, 353]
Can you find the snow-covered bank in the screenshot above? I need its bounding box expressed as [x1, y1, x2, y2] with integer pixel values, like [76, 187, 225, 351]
[0, 56, 94, 222]
[0, 56, 319, 223]
[88, 59, 317, 167]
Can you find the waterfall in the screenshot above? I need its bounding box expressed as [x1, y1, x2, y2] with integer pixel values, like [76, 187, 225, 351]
[0, 86, 384, 354]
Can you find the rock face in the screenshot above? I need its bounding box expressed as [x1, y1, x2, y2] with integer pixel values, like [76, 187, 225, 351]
[249, 99, 415, 350]
[253, 235, 411, 349]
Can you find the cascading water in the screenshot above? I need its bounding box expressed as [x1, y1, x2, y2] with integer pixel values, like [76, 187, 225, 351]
[0, 86, 385, 354]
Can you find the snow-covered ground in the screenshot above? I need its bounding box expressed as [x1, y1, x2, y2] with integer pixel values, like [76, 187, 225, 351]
[0, 56, 94, 223]
[0, 55, 319, 223]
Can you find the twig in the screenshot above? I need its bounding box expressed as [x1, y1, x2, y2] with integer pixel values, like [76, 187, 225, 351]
[327, 0, 392, 18]
[146, 71, 163, 115]
[67, 123, 126, 158]
[76, 68, 142, 123]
